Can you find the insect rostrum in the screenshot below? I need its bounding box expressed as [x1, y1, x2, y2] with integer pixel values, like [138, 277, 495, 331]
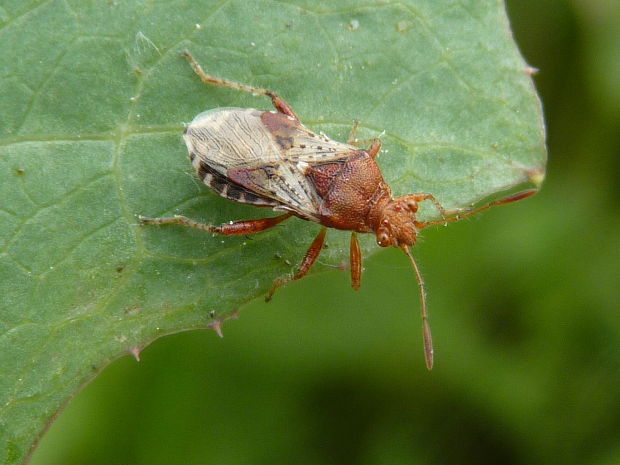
[139, 50, 537, 370]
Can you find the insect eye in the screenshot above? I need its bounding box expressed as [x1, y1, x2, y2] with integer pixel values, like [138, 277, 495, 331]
[376, 229, 390, 247]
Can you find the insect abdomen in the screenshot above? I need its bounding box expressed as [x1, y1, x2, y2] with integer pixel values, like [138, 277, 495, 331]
[195, 158, 277, 207]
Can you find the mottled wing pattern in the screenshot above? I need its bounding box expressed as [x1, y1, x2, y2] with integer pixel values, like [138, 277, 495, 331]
[184, 107, 358, 221]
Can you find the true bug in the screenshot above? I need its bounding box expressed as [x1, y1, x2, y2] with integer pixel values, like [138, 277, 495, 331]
[139, 50, 537, 369]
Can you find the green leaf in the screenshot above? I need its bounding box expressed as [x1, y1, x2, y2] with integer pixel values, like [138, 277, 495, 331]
[0, 0, 545, 462]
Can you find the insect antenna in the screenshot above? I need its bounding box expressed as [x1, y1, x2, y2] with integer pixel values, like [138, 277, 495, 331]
[401, 244, 434, 370]
[420, 189, 537, 228]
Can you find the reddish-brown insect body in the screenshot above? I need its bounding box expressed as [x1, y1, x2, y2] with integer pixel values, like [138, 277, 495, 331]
[139, 50, 537, 370]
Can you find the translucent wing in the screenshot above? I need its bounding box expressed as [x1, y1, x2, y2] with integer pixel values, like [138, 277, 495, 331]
[184, 107, 359, 220]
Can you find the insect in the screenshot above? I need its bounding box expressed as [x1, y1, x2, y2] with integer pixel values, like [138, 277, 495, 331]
[139, 50, 537, 369]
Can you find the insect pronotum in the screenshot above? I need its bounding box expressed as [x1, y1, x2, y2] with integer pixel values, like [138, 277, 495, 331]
[139, 50, 537, 370]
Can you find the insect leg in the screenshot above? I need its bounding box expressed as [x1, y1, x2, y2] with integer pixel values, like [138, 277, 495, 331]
[346, 120, 361, 144]
[403, 193, 449, 219]
[367, 139, 382, 159]
[346, 121, 382, 157]
[265, 227, 327, 301]
[350, 232, 362, 290]
[264, 91, 299, 119]
[418, 189, 538, 228]
[138, 212, 292, 236]
[182, 50, 299, 119]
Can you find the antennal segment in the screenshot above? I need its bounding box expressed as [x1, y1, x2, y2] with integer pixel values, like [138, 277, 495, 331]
[401, 245, 434, 370]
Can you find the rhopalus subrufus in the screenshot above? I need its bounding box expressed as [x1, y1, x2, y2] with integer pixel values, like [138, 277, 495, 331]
[140, 51, 537, 369]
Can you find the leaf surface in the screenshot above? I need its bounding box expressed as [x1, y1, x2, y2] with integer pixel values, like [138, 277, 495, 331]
[0, 0, 545, 462]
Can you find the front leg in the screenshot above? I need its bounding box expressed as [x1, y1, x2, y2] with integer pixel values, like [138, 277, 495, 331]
[417, 189, 538, 228]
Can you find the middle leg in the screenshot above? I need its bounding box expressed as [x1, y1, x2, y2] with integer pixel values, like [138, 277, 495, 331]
[350, 232, 362, 290]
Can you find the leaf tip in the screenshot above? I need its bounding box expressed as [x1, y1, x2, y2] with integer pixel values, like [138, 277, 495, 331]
[129, 346, 142, 362]
[527, 168, 546, 187]
[209, 320, 224, 338]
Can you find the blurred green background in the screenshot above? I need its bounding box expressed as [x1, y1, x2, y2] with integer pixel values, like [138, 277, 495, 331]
[31, 1, 620, 464]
